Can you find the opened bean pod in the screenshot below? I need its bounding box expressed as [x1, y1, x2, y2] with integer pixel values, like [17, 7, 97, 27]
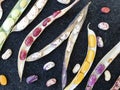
[64, 23, 97, 90]
[18, 0, 80, 81]
[0, 0, 31, 51]
[0, 0, 4, 19]
[86, 42, 120, 90]
[26, 1, 89, 62]
[62, 2, 90, 89]
[12, 0, 48, 32]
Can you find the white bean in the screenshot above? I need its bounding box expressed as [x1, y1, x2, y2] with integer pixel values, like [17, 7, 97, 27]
[2, 49, 12, 60]
[43, 61, 55, 71]
[72, 63, 80, 74]
[98, 22, 109, 31]
[46, 78, 56, 87]
[97, 36, 104, 48]
[104, 70, 111, 81]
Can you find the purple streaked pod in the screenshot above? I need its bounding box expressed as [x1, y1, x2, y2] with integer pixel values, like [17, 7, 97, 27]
[86, 42, 120, 90]
[18, 0, 80, 81]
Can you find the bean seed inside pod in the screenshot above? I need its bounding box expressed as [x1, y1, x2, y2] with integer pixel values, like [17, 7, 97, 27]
[72, 63, 80, 74]
[104, 70, 111, 81]
[98, 22, 109, 30]
[97, 36, 104, 48]
[2, 49, 12, 60]
[46, 78, 56, 87]
[26, 75, 38, 84]
[43, 61, 55, 71]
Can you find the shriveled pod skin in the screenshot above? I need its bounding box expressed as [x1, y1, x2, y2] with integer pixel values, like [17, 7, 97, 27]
[18, 0, 80, 81]
[57, 0, 70, 4]
[64, 23, 97, 90]
[62, 2, 91, 89]
[0, 0, 31, 51]
[110, 76, 120, 90]
[12, 0, 48, 32]
[26, 0, 89, 62]
[0, 0, 4, 19]
[86, 42, 120, 90]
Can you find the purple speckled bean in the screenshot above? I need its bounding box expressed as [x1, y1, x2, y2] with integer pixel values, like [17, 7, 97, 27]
[26, 75, 38, 84]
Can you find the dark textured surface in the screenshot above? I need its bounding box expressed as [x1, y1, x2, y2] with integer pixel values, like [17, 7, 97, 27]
[0, 0, 120, 90]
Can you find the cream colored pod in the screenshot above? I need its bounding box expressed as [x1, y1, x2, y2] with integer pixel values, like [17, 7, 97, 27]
[57, 0, 70, 4]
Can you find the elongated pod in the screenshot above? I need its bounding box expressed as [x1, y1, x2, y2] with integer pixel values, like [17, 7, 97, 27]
[64, 23, 97, 90]
[12, 0, 48, 32]
[85, 42, 120, 90]
[26, 2, 91, 62]
[18, 0, 80, 81]
[0, 0, 31, 51]
[62, 2, 90, 89]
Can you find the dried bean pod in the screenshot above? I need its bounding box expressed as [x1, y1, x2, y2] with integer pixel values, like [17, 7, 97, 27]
[0, 0, 31, 51]
[86, 42, 120, 90]
[0, 75, 7, 86]
[2, 49, 12, 60]
[26, 75, 38, 84]
[62, 4, 90, 88]
[43, 61, 55, 71]
[110, 76, 120, 90]
[57, 0, 70, 4]
[26, 1, 87, 62]
[18, 0, 80, 81]
[12, 0, 48, 32]
[0, 0, 4, 19]
[46, 78, 56, 87]
[64, 22, 97, 90]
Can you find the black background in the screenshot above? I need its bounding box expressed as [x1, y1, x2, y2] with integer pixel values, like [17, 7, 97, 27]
[0, 0, 120, 90]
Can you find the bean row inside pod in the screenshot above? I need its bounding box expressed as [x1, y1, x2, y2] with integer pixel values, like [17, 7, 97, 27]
[0, 0, 31, 51]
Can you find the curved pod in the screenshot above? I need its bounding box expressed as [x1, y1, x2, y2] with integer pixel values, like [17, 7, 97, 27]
[64, 23, 97, 90]
[62, 2, 91, 89]
[86, 42, 120, 90]
[18, 0, 80, 81]
[12, 0, 48, 32]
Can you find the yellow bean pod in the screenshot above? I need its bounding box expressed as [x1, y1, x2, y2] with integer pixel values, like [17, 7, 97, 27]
[64, 23, 97, 90]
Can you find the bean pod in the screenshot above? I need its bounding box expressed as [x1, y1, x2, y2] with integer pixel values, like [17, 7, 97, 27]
[62, 2, 90, 89]
[0, 0, 31, 51]
[86, 42, 120, 90]
[26, 1, 88, 62]
[64, 22, 97, 90]
[18, 0, 80, 81]
[12, 0, 48, 32]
